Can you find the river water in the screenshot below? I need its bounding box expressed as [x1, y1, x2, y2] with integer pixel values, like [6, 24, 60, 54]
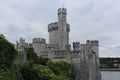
[101, 71, 120, 80]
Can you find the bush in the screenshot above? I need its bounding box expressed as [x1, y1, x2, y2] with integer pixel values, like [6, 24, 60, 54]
[47, 60, 71, 80]
[20, 63, 56, 80]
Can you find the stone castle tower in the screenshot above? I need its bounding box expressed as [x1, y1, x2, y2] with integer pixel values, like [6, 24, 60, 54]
[48, 8, 70, 50]
[16, 8, 101, 80]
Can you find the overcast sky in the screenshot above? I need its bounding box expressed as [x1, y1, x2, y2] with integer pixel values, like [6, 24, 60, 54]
[0, 0, 120, 57]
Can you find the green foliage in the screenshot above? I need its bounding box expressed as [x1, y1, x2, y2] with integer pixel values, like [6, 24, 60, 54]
[47, 60, 71, 80]
[33, 64, 57, 80]
[37, 56, 50, 65]
[26, 46, 38, 62]
[0, 34, 17, 69]
[0, 62, 22, 80]
[56, 74, 71, 80]
[47, 60, 59, 75]
[20, 63, 56, 80]
[47, 60, 70, 75]
[20, 63, 39, 80]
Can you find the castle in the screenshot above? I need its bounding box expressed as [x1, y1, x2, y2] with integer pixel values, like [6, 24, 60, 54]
[16, 8, 101, 80]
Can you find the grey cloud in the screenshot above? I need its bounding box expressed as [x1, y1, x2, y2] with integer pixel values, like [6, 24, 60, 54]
[0, 0, 120, 57]
[100, 45, 120, 57]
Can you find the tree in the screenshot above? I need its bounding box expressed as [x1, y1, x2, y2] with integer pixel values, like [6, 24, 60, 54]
[0, 62, 23, 80]
[0, 34, 22, 80]
[26, 46, 38, 62]
[0, 34, 17, 69]
[20, 63, 39, 80]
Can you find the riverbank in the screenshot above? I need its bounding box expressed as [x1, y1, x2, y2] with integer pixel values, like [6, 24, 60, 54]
[100, 68, 120, 71]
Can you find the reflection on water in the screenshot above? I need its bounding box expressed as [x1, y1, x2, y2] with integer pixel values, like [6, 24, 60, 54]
[101, 71, 120, 80]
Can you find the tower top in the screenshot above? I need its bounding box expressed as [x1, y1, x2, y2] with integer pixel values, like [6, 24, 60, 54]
[58, 8, 67, 15]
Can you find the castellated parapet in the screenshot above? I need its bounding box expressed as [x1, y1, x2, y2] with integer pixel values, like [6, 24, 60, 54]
[32, 38, 46, 44]
[48, 22, 58, 32]
[87, 40, 99, 46]
[58, 8, 67, 15]
[73, 42, 80, 51]
[48, 22, 70, 32]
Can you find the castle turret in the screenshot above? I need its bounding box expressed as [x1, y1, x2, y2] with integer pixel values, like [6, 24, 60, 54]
[48, 8, 70, 50]
[58, 8, 67, 22]
[32, 38, 46, 56]
[16, 37, 28, 50]
[19, 37, 25, 46]
[48, 22, 58, 46]
[86, 40, 99, 59]
[86, 40, 99, 58]
[58, 8, 70, 50]
[16, 37, 28, 61]
[86, 40, 101, 80]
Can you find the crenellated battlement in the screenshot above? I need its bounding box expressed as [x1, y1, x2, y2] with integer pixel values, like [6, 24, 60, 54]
[52, 51, 81, 59]
[32, 38, 46, 44]
[73, 42, 80, 51]
[58, 8, 67, 15]
[86, 40, 99, 46]
[48, 22, 58, 32]
[73, 42, 80, 47]
[48, 22, 70, 32]
[53, 51, 67, 59]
